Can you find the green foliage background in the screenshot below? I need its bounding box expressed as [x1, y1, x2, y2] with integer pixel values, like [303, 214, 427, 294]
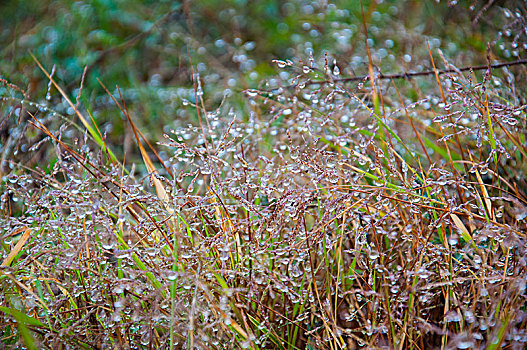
[1, 0, 522, 157]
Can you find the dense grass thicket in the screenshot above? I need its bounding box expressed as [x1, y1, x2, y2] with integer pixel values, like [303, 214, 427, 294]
[1, 1, 527, 349]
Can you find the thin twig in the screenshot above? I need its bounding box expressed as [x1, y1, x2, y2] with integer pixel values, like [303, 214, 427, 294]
[298, 58, 527, 87]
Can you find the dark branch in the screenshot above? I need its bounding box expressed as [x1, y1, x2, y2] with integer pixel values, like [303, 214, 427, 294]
[301, 58, 527, 87]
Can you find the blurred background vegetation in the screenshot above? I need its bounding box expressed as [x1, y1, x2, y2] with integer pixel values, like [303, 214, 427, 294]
[0, 0, 525, 166]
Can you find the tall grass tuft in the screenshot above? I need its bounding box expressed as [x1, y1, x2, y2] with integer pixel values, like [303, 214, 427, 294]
[1, 5, 527, 348]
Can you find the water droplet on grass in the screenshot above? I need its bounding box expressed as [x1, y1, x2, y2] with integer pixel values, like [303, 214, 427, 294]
[272, 60, 288, 68]
[333, 64, 340, 76]
[245, 89, 259, 97]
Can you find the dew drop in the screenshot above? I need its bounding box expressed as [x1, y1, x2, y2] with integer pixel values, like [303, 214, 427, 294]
[245, 89, 259, 97]
[272, 60, 288, 68]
